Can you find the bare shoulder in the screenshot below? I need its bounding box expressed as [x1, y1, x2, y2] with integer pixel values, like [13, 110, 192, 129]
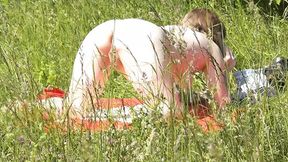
[162, 25, 211, 50]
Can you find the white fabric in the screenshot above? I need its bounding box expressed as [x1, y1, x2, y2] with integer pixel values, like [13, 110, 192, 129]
[234, 69, 275, 102]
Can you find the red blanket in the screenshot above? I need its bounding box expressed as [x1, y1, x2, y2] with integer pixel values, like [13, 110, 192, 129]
[39, 87, 222, 132]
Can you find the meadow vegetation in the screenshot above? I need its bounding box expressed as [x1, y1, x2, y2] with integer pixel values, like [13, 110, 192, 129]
[0, 0, 288, 161]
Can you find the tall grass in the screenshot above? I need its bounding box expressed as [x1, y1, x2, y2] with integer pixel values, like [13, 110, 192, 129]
[0, 0, 288, 161]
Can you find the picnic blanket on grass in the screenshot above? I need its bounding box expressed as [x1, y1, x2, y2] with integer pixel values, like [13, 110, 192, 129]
[38, 68, 282, 133]
[38, 87, 222, 132]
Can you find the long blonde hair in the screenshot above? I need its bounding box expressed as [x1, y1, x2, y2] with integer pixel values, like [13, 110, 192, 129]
[181, 8, 226, 56]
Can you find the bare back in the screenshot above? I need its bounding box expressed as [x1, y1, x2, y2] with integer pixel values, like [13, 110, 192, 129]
[68, 19, 230, 117]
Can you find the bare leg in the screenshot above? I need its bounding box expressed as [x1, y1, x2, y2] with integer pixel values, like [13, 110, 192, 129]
[67, 21, 114, 117]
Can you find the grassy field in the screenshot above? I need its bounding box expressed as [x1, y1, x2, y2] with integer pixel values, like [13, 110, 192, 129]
[1, 0, 288, 161]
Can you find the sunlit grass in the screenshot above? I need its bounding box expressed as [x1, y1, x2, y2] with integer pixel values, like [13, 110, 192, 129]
[0, 0, 288, 161]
